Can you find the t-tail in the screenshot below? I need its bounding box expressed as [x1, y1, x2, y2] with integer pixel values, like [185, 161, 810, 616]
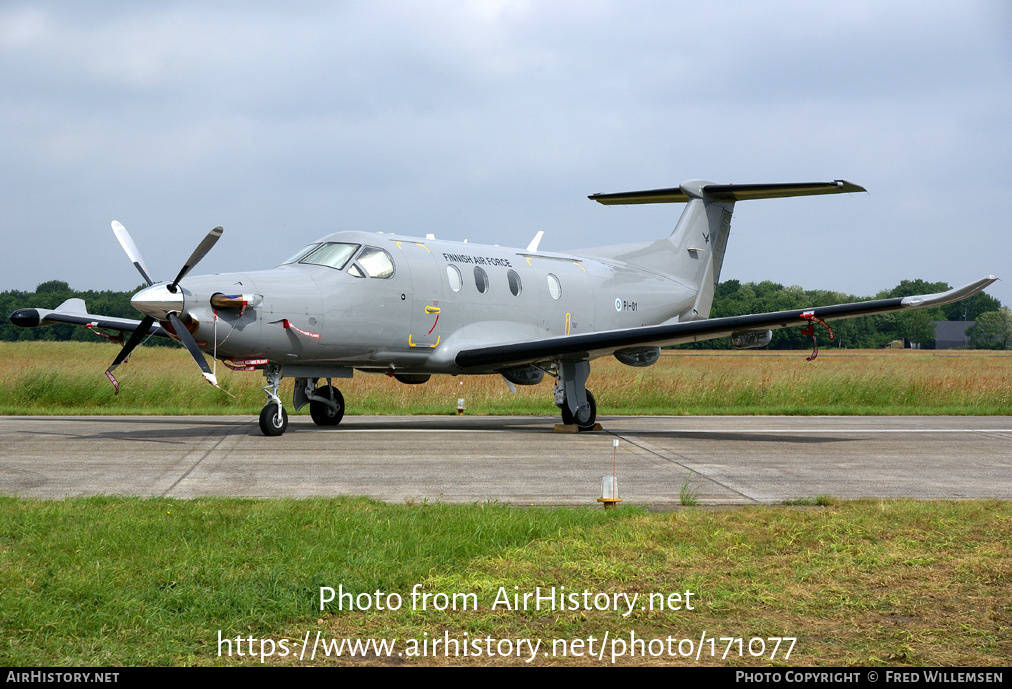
[588, 180, 866, 320]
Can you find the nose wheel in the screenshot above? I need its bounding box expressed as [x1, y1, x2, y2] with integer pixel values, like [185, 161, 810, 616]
[259, 363, 288, 436]
[259, 404, 288, 436]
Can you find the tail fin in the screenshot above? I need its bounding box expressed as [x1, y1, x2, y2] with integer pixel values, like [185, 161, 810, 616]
[589, 179, 865, 320]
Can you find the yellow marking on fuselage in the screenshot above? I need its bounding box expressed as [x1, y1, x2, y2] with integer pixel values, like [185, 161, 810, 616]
[564, 312, 572, 335]
[424, 305, 441, 314]
[525, 257, 532, 266]
[395, 241, 403, 249]
[573, 262, 585, 272]
[408, 334, 441, 348]
[414, 243, 431, 253]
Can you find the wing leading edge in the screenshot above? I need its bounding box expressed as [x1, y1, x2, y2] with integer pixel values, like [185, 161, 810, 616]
[454, 276, 998, 370]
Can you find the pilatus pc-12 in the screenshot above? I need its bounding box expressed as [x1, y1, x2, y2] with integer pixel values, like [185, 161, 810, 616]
[9, 179, 996, 436]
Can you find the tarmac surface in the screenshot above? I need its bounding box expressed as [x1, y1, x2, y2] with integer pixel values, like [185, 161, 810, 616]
[2, 415, 1011, 506]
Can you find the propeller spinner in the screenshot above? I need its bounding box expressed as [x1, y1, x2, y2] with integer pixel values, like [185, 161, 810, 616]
[105, 221, 227, 394]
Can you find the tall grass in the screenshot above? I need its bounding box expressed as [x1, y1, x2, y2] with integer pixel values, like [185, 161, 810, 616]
[1, 342, 1010, 415]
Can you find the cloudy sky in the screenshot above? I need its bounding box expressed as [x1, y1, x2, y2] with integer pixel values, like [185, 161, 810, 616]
[2, 1, 1010, 307]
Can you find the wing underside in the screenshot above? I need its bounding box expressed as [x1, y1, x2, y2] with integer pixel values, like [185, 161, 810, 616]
[454, 277, 998, 371]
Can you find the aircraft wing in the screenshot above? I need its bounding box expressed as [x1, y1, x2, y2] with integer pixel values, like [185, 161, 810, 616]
[454, 276, 998, 370]
[9, 298, 169, 338]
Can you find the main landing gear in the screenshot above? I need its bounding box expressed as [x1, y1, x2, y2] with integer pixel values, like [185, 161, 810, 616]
[258, 364, 345, 436]
[554, 359, 598, 431]
[309, 384, 345, 426]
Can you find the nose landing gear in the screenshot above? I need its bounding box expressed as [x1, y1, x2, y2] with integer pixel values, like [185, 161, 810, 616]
[259, 364, 287, 436]
[259, 404, 289, 436]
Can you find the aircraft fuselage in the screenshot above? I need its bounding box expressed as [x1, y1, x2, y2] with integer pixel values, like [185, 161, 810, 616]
[176, 230, 696, 376]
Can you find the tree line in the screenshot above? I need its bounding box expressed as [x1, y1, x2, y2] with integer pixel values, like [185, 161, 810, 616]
[0, 280, 179, 347]
[1, 278, 1008, 349]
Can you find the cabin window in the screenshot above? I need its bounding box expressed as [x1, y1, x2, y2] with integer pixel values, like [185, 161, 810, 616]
[547, 273, 562, 300]
[295, 242, 360, 270]
[474, 266, 489, 294]
[507, 269, 522, 296]
[446, 265, 462, 292]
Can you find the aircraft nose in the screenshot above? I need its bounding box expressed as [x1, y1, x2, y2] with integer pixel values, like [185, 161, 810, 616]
[131, 283, 184, 321]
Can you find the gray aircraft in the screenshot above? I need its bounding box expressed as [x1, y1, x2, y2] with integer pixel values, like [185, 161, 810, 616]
[9, 179, 997, 436]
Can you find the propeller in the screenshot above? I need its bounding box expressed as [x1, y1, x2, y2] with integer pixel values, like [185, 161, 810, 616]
[167, 312, 228, 392]
[112, 221, 153, 286]
[105, 315, 155, 393]
[105, 221, 227, 395]
[168, 226, 223, 292]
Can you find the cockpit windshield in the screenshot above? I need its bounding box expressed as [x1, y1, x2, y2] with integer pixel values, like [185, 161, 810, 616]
[281, 243, 320, 265]
[283, 242, 360, 270]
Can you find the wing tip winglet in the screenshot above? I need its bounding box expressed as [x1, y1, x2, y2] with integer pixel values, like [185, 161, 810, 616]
[900, 275, 999, 308]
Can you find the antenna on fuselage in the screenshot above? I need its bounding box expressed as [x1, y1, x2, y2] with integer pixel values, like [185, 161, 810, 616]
[526, 231, 544, 253]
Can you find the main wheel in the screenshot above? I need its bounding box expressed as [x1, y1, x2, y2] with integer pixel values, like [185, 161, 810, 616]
[310, 385, 345, 426]
[259, 403, 289, 436]
[561, 390, 596, 429]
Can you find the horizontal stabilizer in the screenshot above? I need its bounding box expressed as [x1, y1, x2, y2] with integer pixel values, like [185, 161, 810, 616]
[589, 180, 865, 205]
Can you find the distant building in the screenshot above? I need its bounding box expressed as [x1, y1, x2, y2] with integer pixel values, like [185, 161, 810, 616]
[931, 320, 974, 349]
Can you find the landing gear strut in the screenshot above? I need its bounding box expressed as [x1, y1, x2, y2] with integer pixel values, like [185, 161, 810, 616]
[259, 363, 288, 436]
[554, 360, 598, 430]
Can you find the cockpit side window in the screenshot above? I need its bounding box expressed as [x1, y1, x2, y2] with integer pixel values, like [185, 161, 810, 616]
[297, 242, 360, 270]
[349, 246, 395, 279]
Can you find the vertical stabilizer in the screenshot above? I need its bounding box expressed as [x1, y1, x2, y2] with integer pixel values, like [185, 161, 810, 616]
[664, 181, 735, 319]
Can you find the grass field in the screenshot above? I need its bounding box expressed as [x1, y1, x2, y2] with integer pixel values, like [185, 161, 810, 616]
[2, 341, 1011, 416]
[4, 343, 1010, 667]
[2, 497, 1009, 666]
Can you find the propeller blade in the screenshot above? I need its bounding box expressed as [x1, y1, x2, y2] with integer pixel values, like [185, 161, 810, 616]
[111, 221, 154, 286]
[168, 226, 223, 292]
[105, 315, 156, 394]
[167, 312, 232, 395]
